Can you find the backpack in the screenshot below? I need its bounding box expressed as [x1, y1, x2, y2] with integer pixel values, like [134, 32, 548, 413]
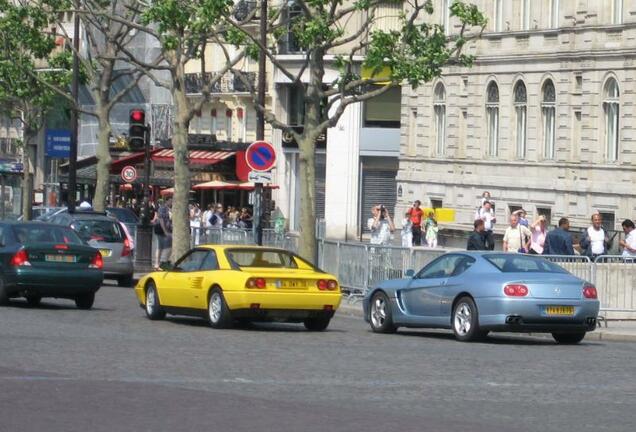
[209, 214, 219, 226]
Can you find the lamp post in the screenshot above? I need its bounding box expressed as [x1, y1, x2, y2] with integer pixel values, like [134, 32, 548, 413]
[67, 4, 80, 212]
[134, 122, 153, 270]
[253, 0, 267, 246]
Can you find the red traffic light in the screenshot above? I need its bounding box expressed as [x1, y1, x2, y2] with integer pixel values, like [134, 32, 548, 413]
[130, 110, 145, 123]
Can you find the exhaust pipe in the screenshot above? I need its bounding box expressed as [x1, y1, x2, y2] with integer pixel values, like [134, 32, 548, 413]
[506, 315, 522, 324]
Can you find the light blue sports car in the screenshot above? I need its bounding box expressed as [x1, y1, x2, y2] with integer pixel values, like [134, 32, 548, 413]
[363, 252, 600, 344]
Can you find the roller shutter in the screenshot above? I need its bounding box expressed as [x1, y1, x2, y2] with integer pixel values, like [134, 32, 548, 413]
[361, 168, 397, 232]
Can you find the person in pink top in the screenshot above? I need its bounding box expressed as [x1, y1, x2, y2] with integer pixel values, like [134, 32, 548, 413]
[529, 215, 548, 254]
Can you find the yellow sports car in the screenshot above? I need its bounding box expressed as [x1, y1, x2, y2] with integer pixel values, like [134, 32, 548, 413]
[134, 245, 341, 331]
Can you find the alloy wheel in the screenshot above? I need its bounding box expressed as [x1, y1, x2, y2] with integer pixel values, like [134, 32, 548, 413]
[454, 303, 472, 336]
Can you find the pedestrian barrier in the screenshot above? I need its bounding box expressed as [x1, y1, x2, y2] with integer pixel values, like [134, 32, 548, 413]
[542, 255, 593, 282]
[594, 256, 636, 320]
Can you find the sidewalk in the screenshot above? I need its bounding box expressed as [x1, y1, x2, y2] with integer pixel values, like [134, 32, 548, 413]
[336, 300, 636, 343]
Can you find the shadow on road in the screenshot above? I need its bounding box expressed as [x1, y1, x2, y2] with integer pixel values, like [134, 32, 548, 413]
[395, 329, 558, 346]
[164, 316, 345, 333]
[3, 299, 113, 312]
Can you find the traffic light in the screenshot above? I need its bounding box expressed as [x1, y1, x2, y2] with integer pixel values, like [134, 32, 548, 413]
[129, 109, 146, 150]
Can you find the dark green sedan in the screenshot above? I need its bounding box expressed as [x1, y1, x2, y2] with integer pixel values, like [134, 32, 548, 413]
[0, 222, 104, 309]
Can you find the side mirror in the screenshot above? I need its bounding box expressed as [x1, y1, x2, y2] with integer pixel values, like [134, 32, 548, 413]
[159, 262, 174, 271]
[405, 269, 415, 278]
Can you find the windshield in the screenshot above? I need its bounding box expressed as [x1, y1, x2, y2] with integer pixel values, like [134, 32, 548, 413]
[72, 219, 124, 243]
[226, 249, 301, 269]
[485, 254, 567, 274]
[107, 208, 139, 223]
[13, 225, 84, 245]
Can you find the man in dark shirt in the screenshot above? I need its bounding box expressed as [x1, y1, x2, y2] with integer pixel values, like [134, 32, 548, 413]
[467, 219, 488, 250]
[543, 217, 575, 255]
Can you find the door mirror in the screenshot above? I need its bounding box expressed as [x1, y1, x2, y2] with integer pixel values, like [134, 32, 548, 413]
[404, 269, 415, 278]
[159, 262, 174, 271]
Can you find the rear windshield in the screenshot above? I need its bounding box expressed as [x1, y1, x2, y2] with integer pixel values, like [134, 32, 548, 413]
[485, 254, 567, 274]
[226, 249, 300, 269]
[13, 225, 83, 245]
[107, 208, 139, 223]
[72, 219, 123, 243]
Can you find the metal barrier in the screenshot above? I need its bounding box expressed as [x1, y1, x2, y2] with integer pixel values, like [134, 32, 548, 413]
[594, 256, 636, 319]
[542, 255, 593, 282]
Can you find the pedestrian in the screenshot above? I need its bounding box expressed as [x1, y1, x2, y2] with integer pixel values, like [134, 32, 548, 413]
[405, 200, 424, 246]
[543, 217, 575, 255]
[208, 203, 224, 228]
[467, 219, 488, 250]
[367, 204, 394, 246]
[503, 214, 532, 253]
[580, 213, 611, 259]
[202, 204, 214, 228]
[401, 217, 413, 248]
[189, 203, 201, 245]
[424, 211, 438, 248]
[514, 209, 529, 227]
[529, 215, 548, 254]
[477, 200, 496, 250]
[154, 198, 172, 270]
[619, 219, 636, 258]
[238, 207, 253, 229]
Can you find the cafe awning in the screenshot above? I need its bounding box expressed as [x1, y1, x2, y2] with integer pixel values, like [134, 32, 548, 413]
[110, 149, 236, 173]
[192, 180, 278, 191]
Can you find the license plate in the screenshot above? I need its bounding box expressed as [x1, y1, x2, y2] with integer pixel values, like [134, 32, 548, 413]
[45, 254, 77, 263]
[277, 280, 305, 289]
[546, 306, 575, 316]
[99, 249, 112, 258]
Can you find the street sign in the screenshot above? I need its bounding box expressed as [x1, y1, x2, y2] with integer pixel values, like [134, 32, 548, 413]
[0, 160, 23, 174]
[245, 141, 276, 172]
[121, 165, 137, 183]
[248, 170, 273, 184]
[45, 129, 71, 158]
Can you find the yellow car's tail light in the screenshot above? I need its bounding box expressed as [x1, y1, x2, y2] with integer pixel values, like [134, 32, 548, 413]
[317, 279, 338, 291]
[246, 277, 266, 289]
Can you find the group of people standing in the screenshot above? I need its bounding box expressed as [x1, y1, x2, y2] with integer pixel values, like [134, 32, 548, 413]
[366, 201, 440, 247]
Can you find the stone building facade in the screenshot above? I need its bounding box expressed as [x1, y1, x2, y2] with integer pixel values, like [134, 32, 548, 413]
[398, 0, 635, 232]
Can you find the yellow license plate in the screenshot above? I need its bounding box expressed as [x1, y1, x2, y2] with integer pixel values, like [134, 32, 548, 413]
[99, 249, 112, 258]
[45, 254, 76, 263]
[278, 280, 306, 289]
[546, 306, 575, 316]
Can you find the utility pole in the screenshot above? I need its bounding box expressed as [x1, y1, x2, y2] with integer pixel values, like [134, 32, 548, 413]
[254, 0, 267, 246]
[67, 4, 80, 212]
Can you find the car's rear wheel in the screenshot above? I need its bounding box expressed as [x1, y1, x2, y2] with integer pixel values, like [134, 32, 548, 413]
[452, 296, 485, 342]
[304, 316, 331, 331]
[145, 282, 165, 320]
[208, 288, 232, 329]
[75, 293, 95, 310]
[118, 274, 134, 287]
[369, 291, 397, 333]
[25, 295, 41, 307]
[552, 332, 586, 344]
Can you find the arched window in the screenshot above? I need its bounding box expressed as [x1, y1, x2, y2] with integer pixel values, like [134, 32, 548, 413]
[604, 78, 620, 161]
[434, 83, 446, 155]
[514, 81, 527, 158]
[486, 82, 499, 156]
[542, 80, 556, 159]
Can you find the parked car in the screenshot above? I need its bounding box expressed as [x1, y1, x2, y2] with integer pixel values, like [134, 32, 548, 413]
[0, 222, 103, 308]
[105, 207, 139, 225]
[135, 246, 342, 331]
[50, 211, 134, 287]
[363, 252, 600, 344]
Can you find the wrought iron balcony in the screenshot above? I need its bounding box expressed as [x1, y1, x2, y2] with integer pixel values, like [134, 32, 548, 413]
[185, 71, 257, 95]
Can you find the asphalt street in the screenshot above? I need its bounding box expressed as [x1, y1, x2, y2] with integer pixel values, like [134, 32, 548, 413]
[1, 282, 635, 432]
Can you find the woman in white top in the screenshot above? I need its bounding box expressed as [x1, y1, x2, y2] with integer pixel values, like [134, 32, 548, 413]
[529, 215, 547, 254]
[367, 205, 395, 246]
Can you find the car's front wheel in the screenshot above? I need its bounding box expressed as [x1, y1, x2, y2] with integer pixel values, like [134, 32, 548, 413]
[145, 282, 165, 320]
[75, 293, 95, 310]
[552, 332, 586, 344]
[208, 288, 232, 329]
[118, 274, 134, 287]
[369, 291, 397, 333]
[452, 296, 485, 342]
[304, 316, 331, 331]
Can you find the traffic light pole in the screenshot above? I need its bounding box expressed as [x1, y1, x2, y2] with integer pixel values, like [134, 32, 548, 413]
[134, 124, 153, 270]
[254, 0, 267, 246]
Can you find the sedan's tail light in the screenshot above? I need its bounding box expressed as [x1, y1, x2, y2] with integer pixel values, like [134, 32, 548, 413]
[246, 277, 266, 289]
[10, 249, 31, 267]
[122, 238, 132, 257]
[90, 252, 103, 270]
[317, 279, 338, 291]
[504, 284, 529, 297]
[583, 284, 598, 299]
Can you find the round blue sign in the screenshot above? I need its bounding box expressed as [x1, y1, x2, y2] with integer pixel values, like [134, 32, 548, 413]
[246, 141, 276, 172]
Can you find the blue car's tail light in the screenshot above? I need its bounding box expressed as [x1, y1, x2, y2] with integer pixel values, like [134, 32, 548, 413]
[504, 284, 529, 297]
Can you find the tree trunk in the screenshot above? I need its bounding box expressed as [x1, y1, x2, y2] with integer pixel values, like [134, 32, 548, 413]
[93, 108, 112, 212]
[21, 136, 36, 221]
[170, 86, 192, 262]
[297, 136, 316, 261]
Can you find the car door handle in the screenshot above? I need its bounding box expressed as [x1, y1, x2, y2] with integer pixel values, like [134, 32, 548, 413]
[440, 280, 447, 286]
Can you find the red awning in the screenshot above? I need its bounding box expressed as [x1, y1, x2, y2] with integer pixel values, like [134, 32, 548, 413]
[192, 180, 279, 191]
[110, 149, 236, 173]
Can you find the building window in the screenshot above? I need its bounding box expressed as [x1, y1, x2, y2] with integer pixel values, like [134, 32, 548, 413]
[288, 85, 305, 126]
[542, 80, 556, 159]
[521, 0, 530, 30]
[433, 83, 446, 156]
[536, 207, 552, 225]
[431, 199, 443, 209]
[514, 81, 527, 159]
[363, 86, 401, 128]
[283, 2, 304, 53]
[612, 0, 623, 24]
[486, 81, 499, 157]
[599, 212, 616, 231]
[494, 0, 503, 32]
[604, 78, 620, 162]
[225, 109, 233, 141]
[211, 109, 218, 135]
[549, 0, 559, 28]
